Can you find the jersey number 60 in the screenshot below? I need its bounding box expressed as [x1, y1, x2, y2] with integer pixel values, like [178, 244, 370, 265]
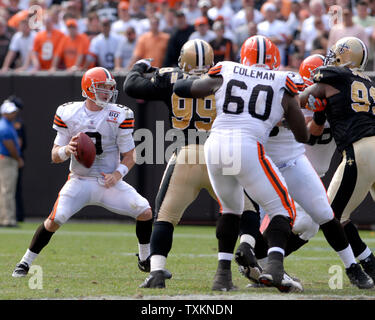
[223, 80, 274, 121]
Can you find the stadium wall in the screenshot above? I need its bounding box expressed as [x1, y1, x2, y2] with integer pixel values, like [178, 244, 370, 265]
[0, 73, 374, 227]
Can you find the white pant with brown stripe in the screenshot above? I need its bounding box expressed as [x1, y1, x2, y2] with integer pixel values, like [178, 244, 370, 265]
[204, 132, 295, 221]
[48, 174, 150, 225]
[156, 144, 256, 226]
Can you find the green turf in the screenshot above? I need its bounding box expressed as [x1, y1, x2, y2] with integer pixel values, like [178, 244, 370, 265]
[1, 221, 375, 299]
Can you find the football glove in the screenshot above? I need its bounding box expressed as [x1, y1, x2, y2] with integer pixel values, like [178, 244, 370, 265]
[307, 95, 327, 112]
[134, 58, 154, 71]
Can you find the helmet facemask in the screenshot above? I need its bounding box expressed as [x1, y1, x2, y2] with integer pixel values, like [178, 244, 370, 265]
[83, 79, 118, 108]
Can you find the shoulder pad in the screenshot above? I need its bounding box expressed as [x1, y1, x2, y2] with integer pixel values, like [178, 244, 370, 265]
[312, 66, 349, 84]
[208, 62, 223, 76]
[153, 67, 185, 87]
[284, 72, 304, 95]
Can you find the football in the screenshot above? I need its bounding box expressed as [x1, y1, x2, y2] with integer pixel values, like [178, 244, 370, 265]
[75, 132, 96, 168]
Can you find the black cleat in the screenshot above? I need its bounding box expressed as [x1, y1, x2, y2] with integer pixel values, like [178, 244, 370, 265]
[235, 242, 262, 284]
[139, 270, 172, 288]
[212, 269, 237, 292]
[136, 254, 150, 273]
[346, 263, 374, 289]
[12, 262, 29, 278]
[360, 253, 375, 282]
[259, 260, 286, 292]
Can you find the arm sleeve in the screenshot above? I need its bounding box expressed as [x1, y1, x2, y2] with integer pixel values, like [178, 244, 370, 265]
[123, 68, 164, 100]
[52, 105, 70, 141]
[284, 72, 305, 96]
[117, 108, 135, 153]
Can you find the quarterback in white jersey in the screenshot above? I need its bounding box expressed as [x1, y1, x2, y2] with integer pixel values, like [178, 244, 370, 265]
[174, 36, 309, 291]
[12, 67, 153, 279]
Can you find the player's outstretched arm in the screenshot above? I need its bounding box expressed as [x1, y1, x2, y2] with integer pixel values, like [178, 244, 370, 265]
[173, 75, 223, 98]
[282, 92, 309, 143]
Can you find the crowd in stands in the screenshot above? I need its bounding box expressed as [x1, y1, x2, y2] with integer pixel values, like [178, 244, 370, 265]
[0, 0, 374, 74]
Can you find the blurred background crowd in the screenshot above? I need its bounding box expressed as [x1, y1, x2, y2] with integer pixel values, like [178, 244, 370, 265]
[0, 0, 374, 74]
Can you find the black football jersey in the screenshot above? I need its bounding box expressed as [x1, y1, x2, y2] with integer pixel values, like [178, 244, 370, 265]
[124, 66, 216, 144]
[313, 66, 375, 152]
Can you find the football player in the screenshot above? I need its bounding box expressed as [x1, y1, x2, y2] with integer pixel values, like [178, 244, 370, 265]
[12, 67, 153, 278]
[124, 39, 260, 290]
[300, 36, 375, 283]
[174, 35, 310, 291]
[238, 53, 373, 290]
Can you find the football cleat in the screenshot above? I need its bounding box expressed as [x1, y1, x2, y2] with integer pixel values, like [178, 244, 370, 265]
[212, 269, 237, 292]
[345, 263, 374, 289]
[235, 242, 262, 284]
[139, 270, 172, 289]
[258, 259, 286, 292]
[360, 253, 375, 282]
[136, 254, 150, 273]
[12, 262, 29, 278]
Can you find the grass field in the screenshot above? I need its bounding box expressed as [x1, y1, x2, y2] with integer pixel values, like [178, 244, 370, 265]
[1, 221, 375, 300]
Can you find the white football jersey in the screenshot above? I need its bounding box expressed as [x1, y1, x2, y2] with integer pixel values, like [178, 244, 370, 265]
[209, 61, 303, 145]
[53, 101, 135, 177]
[302, 108, 336, 177]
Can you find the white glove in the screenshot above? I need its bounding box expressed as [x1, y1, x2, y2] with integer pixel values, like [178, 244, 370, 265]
[134, 58, 153, 71]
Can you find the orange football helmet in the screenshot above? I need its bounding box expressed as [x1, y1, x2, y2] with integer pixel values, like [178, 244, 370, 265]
[299, 54, 324, 88]
[240, 35, 280, 70]
[81, 67, 118, 107]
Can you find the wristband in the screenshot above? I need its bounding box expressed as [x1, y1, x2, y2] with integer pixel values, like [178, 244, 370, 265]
[313, 111, 327, 126]
[58, 146, 69, 161]
[116, 163, 129, 178]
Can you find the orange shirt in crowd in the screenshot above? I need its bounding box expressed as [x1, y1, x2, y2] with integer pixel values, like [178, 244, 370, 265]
[133, 31, 170, 68]
[55, 33, 90, 68]
[33, 29, 65, 70]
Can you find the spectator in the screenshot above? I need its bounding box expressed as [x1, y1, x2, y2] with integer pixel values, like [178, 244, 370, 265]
[88, 0, 119, 23]
[207, 0, 234, 29]
[114, 26, 137, 71]
[188, 16, 216, 42]
[129, 0, 147, 20]
[111, 1, 142, 37]
[209, 20, 235, 64]
[182, 0, 202, 24]
[311, 16, 329, 56]
[272, 0, 292, 21]
[300, 0, 330, 57]
[1, 17, 35, 72]
[59, 1, 86, 34]
[234, 20, 257, 59]
[7, 95, 26, 223]
[7, 0, 21, 19]
[353, 0, 375, 70]
[128, 16, 170, 68]
[85, 17, 121, 70]
[0, 99, 23, 227]
[328, 5, 369, 57]
[85, 10, 101, 41]
[51, 18, 90, 71]
[286, 0, 302, 36]
[0, 17, 12, 69]
[257, 2, 291, 66]
[198, 0, 214, 27]
[232, 0, 263, 31]
[29, 14, 65, 71]
[161, 7, 177, 34]
[163, 10, 194, 67]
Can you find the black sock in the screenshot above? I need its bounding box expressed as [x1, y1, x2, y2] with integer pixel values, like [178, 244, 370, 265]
[29, 223, 55, 254]
[150, 221, 174, 257]
[216, 214, 240, 254]
[285, 233, 308, 257]
[264, 215, 292, 251]
[136, 219, 153, 244]
[239, 210, 260, 239]
[320, 218, 348, 252]
[344, 221, 367, 257]
[254, 232, 268, 259]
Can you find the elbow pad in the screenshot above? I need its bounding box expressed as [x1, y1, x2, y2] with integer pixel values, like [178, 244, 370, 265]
[173, 78, 195, 98]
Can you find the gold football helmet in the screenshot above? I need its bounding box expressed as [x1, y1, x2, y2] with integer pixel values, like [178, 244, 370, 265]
[324, 37, 368, 71]
[178, 39, 214, 75]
